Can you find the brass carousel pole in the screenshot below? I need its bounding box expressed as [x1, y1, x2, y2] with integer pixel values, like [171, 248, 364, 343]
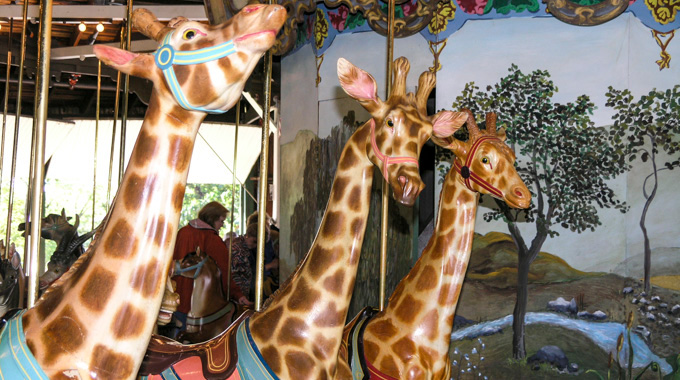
[0, 19, 12, 234]
[107, 69, 121, 206]
[92, 60, 101, 230]
[4, 0, 29, 266]
[379, 0, 396, 311]
[27, 0, 53, 307]
[118, 0, 133, 185]
[254, 0, 274, 311]
[226, 99, 241, 301]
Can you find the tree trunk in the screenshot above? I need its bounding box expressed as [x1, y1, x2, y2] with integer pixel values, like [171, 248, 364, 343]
[512, 253, 531, 359]
[641, 150, 659, 294]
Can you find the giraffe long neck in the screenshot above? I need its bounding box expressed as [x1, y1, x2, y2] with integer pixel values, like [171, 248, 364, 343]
[362, 166, 478, 379]
[21, 90, 204, 380]
[249, 121, 375, 379]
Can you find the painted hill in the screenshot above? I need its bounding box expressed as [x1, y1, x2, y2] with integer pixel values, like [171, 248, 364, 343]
[465, 231, 599, 288]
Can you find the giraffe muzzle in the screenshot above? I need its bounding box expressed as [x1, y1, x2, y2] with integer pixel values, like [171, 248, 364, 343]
[393, 174, 425, 206]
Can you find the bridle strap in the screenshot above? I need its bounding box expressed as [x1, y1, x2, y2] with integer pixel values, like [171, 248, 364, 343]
[186, 302, 235, 326]
[174, 256, 207, 279]
[370, 119, 419, 181]
[453, 136, 503, 198]
[154, 31, 236, 114]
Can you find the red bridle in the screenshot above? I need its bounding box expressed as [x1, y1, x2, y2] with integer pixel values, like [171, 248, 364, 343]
[452, 136, 503, 198]
[370, 119, 419, 181]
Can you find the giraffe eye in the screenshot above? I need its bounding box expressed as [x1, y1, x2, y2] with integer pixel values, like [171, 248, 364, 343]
[386, 119, 394, 128]
[482, 157, 489, 164]
[183, 29, 198, 40]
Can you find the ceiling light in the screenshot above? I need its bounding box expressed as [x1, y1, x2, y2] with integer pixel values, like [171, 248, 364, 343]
[96, 22, 104, 32]
[78, 22, 86, 32]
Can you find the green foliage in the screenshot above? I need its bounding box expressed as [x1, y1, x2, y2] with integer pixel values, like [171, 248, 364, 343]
[604, 85, 680, 188]
[179, 183, 242, 236]
[450, 64, 628, 238]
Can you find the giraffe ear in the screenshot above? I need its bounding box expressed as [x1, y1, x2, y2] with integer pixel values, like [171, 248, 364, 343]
[496, 127, 507, 142]
[94, 45, 156, 80]
[431, 110, 468, 138]
[337, 58, 383, 114]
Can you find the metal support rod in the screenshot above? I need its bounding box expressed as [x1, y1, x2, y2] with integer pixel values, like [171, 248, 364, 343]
[118, 0, 133, 185]
[107, 70, 121, 207]
[226, 99, 241, 301]
[27, 0, 53, 308]
[92, 60, 101, 230]
[5, 0, 29, 270]
[0, 19, 12, 229]
[379, 0, 396, 312]
[255, 36, 274, 311]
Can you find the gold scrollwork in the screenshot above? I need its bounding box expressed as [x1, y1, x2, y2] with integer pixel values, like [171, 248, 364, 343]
[544, 0, 629, 26]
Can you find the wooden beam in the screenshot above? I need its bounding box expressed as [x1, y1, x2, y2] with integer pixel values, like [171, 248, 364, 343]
[1, 5, 208, 21]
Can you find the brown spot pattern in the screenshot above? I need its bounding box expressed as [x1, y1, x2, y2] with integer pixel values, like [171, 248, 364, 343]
[132, 130, 159, 168]
[392, 336, 416, 360]
[172, 183, 186, 212]
[366, 319, 398, 340]
[312, 334, 336, 360]
[261, 346, 281, 374]
[185, 65, 218, 106]
[347, 185, 363, 212]
[322, 268, 345, 295]
[415, 265, 438, 291]
[320, 211, 345, 239]
[287, 277, 321, 312]
[168, 106, 189, 128]
[90, 344, 134, 380]
[103, 220, 139, 259]
[168, 135, 193, 173]
[276, 317, 308, 347]
[438, 283, 462, 306]
[41, 306, 85, 365]
[111, 303, 146, 339]
[35, 285, 65, 320]
[123, 173, 156, 211]
[250, 305, 283, 341]
[420, 309, 440, 340]
[338, 146, 359, 171]
[308, 246, 342, 279]
[406, 141, 418, 153]
[364, 340, 380, 363]
[285, 350, 315, 379]
[379, 355, 399, 376]
[147, 215, 172, 248]
[395, 294, 422, 324]
[130, 258, 163, 298]
[80, 266, 116, 311]
[145, 102, 161, 126]
[458, 190, 475, 204]
[312, 301, 345, 328]
[22, 313, 32, 330]
[331, 176, 349, 203]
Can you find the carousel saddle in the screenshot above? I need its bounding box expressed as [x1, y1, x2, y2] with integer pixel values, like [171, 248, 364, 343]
[139, 310, 279, 380]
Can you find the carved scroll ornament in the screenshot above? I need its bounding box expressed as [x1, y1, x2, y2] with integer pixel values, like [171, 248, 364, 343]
[544, 0, 629, 26]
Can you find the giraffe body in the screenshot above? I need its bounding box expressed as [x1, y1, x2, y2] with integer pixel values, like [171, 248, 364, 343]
[11, 5, 285, 379]
[244, 57, 466, 380]
[355, 111, 531, 380]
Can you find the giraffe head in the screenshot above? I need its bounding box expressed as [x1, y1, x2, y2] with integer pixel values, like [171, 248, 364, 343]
[94, 4, 286, 114]
[434, 109, 531, 208]
[337, 57, 466, 205]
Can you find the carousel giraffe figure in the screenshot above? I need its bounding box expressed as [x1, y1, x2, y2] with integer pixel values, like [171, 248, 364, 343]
[342, 110, 531, 380]
[0, 5, 285, 379]
[137, 58, 467, 380]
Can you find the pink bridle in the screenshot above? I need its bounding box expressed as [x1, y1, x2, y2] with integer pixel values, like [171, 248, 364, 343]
[452, 136, 503, 198]
[370, 119, 420, 180]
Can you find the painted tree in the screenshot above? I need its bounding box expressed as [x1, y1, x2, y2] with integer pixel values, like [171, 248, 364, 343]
[605, 85, 680, 294]
[451, 65, 628, 359]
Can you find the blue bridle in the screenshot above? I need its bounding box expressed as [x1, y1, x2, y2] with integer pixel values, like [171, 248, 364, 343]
[153, 30, 236, 114]
[174, 256, 207, 279]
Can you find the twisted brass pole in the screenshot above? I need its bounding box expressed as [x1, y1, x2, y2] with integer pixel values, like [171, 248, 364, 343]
[380, 0, 396, 312]
[4, 0, 28, 265]
[226, 99, 241, 301]
[27, 0, 53, 307]
[92, 60, 101, 230]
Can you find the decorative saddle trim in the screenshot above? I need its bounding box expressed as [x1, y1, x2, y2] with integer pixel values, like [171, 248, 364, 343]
[187, 302, 235, 326]
[346, 307, 399, 380]
[0, 309, 49, 380]
[235, 318, 278, 380]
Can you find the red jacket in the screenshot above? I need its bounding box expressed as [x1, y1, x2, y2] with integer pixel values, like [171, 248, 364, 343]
[172, 219, 245, 314]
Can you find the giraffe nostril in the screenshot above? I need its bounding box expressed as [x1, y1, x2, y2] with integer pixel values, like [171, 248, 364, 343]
[514, 188, 524, 197]
[398, 176, 407, 188]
